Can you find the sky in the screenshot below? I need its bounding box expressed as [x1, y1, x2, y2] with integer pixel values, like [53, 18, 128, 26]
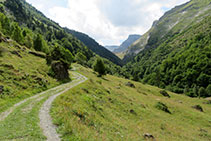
[26, 0, 189, 46]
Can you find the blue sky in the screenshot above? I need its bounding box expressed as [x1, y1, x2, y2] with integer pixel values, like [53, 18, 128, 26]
[26, 0, 189, 46]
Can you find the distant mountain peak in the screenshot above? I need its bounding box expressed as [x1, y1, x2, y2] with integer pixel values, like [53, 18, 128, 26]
[113, 34, 141, 53]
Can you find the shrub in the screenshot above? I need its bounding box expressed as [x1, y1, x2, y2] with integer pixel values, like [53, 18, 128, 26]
[199, 87, 207, 98]
[192, 105, 203, 112]
[206, 84, 211, 97]
[155, 102, 171, 114]
[160, 90, 170, 98]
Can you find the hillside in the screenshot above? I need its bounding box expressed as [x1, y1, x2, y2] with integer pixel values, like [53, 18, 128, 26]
[123, 0, 211, 63]
[1, 0, 123, 66]
[113, 34, 141, 53]
[123, 13, 211, 96]
[65, 29, 123, 66]
[51, 65, 211, 141]
[0, 34, 59, 113]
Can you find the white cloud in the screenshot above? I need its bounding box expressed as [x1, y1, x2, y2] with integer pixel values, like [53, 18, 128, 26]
[27, 0, 190, 46]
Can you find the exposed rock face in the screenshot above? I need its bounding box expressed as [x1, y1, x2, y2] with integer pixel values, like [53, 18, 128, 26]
[51, 61, 69, 81]
[0, 85, 3, 94]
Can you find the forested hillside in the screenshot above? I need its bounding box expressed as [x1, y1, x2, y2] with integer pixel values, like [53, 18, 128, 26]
[1, 0, 123, 66]
[124, 15, 211, 97]
[65, 29, 123, 66]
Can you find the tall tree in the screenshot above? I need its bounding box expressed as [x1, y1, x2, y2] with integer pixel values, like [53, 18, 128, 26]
[33, 34, 49, 53]
[12, 23, 23, 43]
[75, 52, 87, 66]
[93, 58, 106, 77]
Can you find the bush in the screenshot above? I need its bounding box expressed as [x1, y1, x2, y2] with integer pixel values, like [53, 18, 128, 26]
[192, 105, 203, 112]
[199, 87, 207, 98]
[155, 102, 171, 114]
[160, 90, 170, 98]
[206, 84, 211, 97]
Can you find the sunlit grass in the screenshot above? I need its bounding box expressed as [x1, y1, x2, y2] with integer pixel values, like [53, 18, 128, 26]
[51, 65, 211, 141]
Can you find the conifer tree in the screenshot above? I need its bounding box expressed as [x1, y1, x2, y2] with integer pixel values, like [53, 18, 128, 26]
[93, 58, 106, 77]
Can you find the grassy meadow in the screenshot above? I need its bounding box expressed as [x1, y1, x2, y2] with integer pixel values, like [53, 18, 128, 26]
[51, 65, 211, 141]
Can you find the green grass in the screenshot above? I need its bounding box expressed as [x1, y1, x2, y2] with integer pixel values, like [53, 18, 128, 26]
[0, 41, 59, 113]
[51, 65, 211, 141]
[0, 70, 82, 140]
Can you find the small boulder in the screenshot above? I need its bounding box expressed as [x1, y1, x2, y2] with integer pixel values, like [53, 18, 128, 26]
[0, 85, 4, 94]
[130, 109, 137, 115]
[143, 133, 155, 140]
[160, 90, 170, 98]
[192, 105, 203, 112]
[125, 82, 135, 88]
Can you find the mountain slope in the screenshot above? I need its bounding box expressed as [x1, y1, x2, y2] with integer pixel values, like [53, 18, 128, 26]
[51, 65, 211, 141]
[2, 0, 123, 66]
[123, 0, 211, 63]
[65, 29, 123, 66]
[0, 34, 59, 113]
[113, 34, 141, 53]
[123, 13, 211, 96]
[104, 45, 119, 52]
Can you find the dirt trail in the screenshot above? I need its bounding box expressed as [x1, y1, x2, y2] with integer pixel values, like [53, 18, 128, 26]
[39, 72, 87, 141]
[0, 71, 87, 141]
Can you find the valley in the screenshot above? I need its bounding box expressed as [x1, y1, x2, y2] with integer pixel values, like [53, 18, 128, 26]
[0, 0, 210, 140]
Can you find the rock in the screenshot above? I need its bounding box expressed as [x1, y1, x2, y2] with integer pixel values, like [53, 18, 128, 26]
[125, 82, 135, 88]
[192, 105, 204, 112]
[28, 51, 46, 58]
[51, 61, 69, 81]
[10, 51, 22, 58]
[0, 85, 4, 94]
[130, 109, 137, 115]
[143, 133, 155, 140]
[160, 90, 170, 98]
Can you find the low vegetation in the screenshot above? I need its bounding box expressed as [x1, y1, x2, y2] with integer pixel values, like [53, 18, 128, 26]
[51, 65, 211, 141]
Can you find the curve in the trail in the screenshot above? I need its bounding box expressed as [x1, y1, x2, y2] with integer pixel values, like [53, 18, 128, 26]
[39, 72, 87, 141]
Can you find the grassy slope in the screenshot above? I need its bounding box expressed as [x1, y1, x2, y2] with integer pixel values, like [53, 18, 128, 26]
[51, 65, 211, 141]
[0, 39, 59, 113]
